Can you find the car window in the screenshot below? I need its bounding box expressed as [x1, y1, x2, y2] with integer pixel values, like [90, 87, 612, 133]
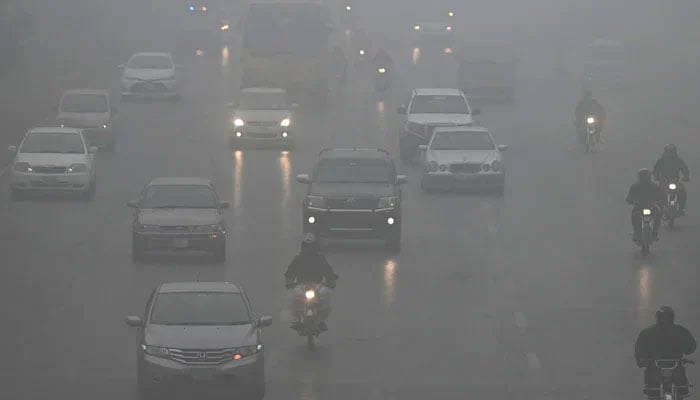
[409, 95, 469, 114]
[149, 292, 251, 326]
[238, 92, 288, 110]
[430, 131, 495, 150]
[315, 158, 393, 183]
[127, 55, 173, 69]
[19, 132, 86, 154]
[140, 184, 218, 209]
[60, 93, 108, 113]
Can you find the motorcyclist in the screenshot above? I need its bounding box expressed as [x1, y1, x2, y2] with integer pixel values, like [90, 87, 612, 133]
[284, 233, 338, 331]
[373, 48, 394, 74]
[626, 168, 664, 243]
[575, 90, 605, 144]
[653, 144, 690, 216]
[635, 306, 697, 397]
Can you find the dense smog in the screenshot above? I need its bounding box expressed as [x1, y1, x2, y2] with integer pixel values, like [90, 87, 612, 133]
[1, 0, 699, 399]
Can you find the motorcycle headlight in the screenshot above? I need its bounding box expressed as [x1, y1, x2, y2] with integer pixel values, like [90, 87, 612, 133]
[233, 118, 245, 127]
[102, 123, 108, 129]
[377, 196, 397, 210]
[220, 24, 230, 31]
[305, 290, 316, 300]
[13, 162, 31, 172]
[414, 25, 421, 31]
[587, 117, 596, 124]
[491, 160, 503, 172]
[359, 49, 365, 56]
[643, 209, 652, 216]
[233, 345, 262, 360]
[66, 163, 87, 173]
[446, 26, 453, 31]
[141, 345, 170, 359]
[428, 161, 438, 172]
[444, 48, 453, 54]
[345, 5, 351, 11]
[669, 183, 677, 190]
[378, 67, 386, 74]
[306, 195, 326, 209]
[280, 118, 290, 127]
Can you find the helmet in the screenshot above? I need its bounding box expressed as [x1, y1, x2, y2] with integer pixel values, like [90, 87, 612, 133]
[638, 168, 652, 183]
[664, 144, 678, 155]
[656, 306, 675, 326]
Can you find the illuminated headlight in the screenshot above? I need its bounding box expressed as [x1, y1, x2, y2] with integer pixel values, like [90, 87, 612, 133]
[201, 6, 207, 11]
[345, 5, 351, 11]
[359, 49, 365, 56]
[378, 67, 386, 74]
[66, 163, 87, 173]
[439, 164, 448, 172]
[587, 117, 596, 124]
[306, 195, 326, 209]
[235, 131, 242, 137]
[233, 345, 261, 360]
[448, 11, 454, 17]
[446, 26, 453, 31]
[142, 345, 170, 359]
[414, 25, 421, 31]
[444, 48, 453, 54]
[491, 160, 503, 172]
[669, 183, 677, 190]
[13, 162, 32, 172]
[308, 216, 316, 224]
[189, 5, 196, 11]
[220, 24, 230, 31]
[377, 196, 397, 209]
[305, 290, 316, 300]
[280, 118, 290, 127]
[643, 209, 652, 216]
[428, 161, 438, 172]
[282, 132, 288, 138]
[387, 217, 395, 225]
[102, 124, 108, 129]
[233, 118, 245, 127]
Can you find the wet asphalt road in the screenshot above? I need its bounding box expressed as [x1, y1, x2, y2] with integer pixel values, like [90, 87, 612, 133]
[1, 3, 700, 400]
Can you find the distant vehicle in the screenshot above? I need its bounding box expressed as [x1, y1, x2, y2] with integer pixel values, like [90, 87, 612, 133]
[296, 148, 407, 250]
[153, 0, 235, 47]
[411, 21, 457, 58]
[8, 127, 98, 200]
[419, 126, 507, 194]
[128, 177, 229, 262]
[120, 52, 181, 101]
[126, 281, 272, 400]
[456, 41, 517, 102]
[397, 88, 478, 162]
[228, 87, 297, 149]
[56, 89, 117, 152]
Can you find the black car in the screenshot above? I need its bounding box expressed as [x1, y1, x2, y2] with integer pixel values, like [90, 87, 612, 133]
[296, 148, 407, 250]
[128, 177, 229, 262]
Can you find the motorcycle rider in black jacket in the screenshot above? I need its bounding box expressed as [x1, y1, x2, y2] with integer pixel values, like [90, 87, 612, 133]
[626, 168, 664, 243]
[653, 144, 690, 215]
[575, 90, 605, 144]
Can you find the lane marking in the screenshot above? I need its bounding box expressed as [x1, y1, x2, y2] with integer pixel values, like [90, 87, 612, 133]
[526, 352, 541, 369]
[514, 311, 528, 330]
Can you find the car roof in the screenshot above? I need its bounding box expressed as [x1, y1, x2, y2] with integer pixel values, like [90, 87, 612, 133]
[28, 127, 82, 135]
[319, 148, 391, 160]
[130, 52, 172, 58]
[413, 88, 463, 96]
[62, 89, 109, 96]
[433, 126, 489, 134]
[148, 177, 213, 186]
[158, 282, 242, 293]
[240, 87, 287, 94]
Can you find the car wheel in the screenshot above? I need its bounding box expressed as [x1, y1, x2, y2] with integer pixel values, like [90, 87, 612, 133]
[213, 242, 226, 263]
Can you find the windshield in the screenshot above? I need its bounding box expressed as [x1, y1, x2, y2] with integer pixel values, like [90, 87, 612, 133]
[150, 292, 251, 325]
[243, 4, 331, 56]
[239, 92, 288, 110]
[141, 185, 218, 208]
[409, 95, 469, 114]
[60, 93, 108, 113]
[127, 55, 172, 69]
[431, 131, 495, 150]
[315, 158, 392, 183]
[19, 132, 85, 154]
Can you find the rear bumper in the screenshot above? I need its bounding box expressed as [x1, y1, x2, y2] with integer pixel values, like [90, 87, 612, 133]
[133, 232, 225, 252]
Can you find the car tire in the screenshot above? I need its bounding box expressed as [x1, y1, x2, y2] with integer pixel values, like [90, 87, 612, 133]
[213, 242, 226, 263]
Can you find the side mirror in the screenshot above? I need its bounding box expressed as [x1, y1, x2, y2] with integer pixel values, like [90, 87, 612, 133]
[472, 108, 481, 115]
[396, 175, 408, 185]
[296, 174, 310, 184]
[127, 200, 138, 208]
[498, 145, 508, 152]
[89, 146, 99, 154]
[418, 145, 428, 151]
[257, 315, 273, 328]
[125, 316, 143, 327]
[397, 105, 407, 114]
[8, 145, 17, 153]
[219, 201, 230, 209]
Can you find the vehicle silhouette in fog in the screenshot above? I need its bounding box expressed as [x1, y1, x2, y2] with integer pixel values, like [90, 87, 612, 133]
[228, 88, 297, 149]
[55, 89, 117, 152]
[120, 52, 181, 101]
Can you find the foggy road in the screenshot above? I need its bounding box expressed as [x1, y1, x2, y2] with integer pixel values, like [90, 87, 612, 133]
[1, 1, 700, 400]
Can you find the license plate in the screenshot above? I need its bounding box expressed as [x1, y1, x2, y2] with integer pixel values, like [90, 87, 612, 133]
[173, 238, 189, 249]
[190, 368, 214, 381]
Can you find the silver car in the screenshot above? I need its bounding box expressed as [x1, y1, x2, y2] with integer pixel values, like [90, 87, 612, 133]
[56, 89, 117, 151]
[228, 87, 297, 149]
[126, 282, 272, 400]
[120, 52, 181, 101]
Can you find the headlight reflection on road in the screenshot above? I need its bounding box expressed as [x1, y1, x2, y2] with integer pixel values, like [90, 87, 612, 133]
[384, 259, 397, 310]
[221, 46, 229, 68]
[637, 265, 652, 324]
[279, 151, 291, 209]
[412, 47, 421, 65]
[233, 150, 243, 217]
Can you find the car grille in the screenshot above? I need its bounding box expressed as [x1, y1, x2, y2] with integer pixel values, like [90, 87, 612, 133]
[246, 121, 278, 127]
[159, 225, 196, 232]
[131, 81, 168, 93]
[326, 197, 378, 210]
[449, 163, 482, 173]
[169, 348, 237, 365]
[32, 166, 67, 174]
[248, 132, 278, 138]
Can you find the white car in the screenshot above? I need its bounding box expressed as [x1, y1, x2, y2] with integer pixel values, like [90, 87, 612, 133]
[56, 89, 116, 151]
[419, 126, 507, 194]
[397, 88, 479, 162]
[8, 127, 98, 200]
[120, 52, 180, 100]
[228, 88, 297, 149]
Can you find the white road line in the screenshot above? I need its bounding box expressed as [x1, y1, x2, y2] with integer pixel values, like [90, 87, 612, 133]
[526, 352, 541, 369]
[514, 311, 528, 330]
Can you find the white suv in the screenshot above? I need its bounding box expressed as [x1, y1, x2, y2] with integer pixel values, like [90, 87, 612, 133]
[397, 88, 478, 162]
[8, 127, 97, 200]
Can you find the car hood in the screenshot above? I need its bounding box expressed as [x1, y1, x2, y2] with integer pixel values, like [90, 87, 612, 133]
[124, 68, 174, 81]
[138, 209, 223, 226]
[427, 149, 500, 164]
[408, 114, 474, 125]
[310, 183, 394, 198]
[57, 112, 110, 128]
[145, 324, 257, 349]
[234, 110, 291, 122]
[16, 153, 88, 166]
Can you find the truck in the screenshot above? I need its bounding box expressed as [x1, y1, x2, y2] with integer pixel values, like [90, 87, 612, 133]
[456, 41, 517, 103]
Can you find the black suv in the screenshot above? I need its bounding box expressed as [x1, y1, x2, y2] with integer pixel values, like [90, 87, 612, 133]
[296, 148, 407, 250]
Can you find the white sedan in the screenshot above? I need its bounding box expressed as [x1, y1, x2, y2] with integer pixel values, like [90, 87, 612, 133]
[8, 127, 98, 200]
[120, 52, 181, 101]
[420, 126, 507, 194]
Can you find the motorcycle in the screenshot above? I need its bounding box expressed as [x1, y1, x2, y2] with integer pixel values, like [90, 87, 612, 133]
[662, 180, 681, 230]
[646, 359, 695, 400]
[291, 283, 330, 349]
[584, 114, 598, 152]
[638, 206, 656, 256]
[375, 66, 391, 93]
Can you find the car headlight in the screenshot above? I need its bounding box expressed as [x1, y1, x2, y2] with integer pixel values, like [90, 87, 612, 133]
[141, 345, 170, 359]
[66, 163, 88, 173]
[233, 345, 262, 360]
[414, 25, 421, 31]
[220, 24, 230, 31]
[233, 118, 245, 127]
[13, 162, 31, 172]
[102, 123, 108, 129]
[377, 196, 397, 210]
[280, 118, 290, 127]
[587, 117, 596, 124]
[482, 163, 491, 171]
[305, 290, 316, 300]
[446, 26, 453, 31]
[491, 160, 503, 172]
[669, 183, 677, 190]
[378, 67, 386, 73]
[428, 161, 438, 172]
[306, 195, 326, 209]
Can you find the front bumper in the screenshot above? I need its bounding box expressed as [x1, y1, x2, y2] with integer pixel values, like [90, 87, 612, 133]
[122, 80, 178, 98]
[230, 127, 295, 149]
[10, 171, 92, 192]
[138, 352, 264, 395]
[303, 208, 400, 239]
[423, 171, 505, 189]
[133, 231, 225, 252]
